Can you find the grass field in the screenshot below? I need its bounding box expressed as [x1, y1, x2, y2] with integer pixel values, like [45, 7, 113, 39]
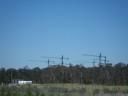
[0, 84, 128, 96]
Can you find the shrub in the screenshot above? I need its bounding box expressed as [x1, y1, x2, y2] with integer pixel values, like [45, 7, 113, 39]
[25, 87, 34, 96]
[6, 89, 12, 96]
[0, 86, 6, 96]
[40, 92, 47, 96]
[103, 87, 111, 93]
[93, 88, 100, 94]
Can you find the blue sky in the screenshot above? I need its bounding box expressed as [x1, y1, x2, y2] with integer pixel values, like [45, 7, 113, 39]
[0, 0, 128, 69]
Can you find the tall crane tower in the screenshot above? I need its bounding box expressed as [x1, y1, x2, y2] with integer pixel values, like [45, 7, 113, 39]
[41, 55, 69, 66]
[82, 53, 110, 85]
[60, 55, 69, 66]
[82, 53, 107, 66]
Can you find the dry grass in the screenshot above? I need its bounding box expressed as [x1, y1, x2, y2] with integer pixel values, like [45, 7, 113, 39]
[0, 84, 128, 96]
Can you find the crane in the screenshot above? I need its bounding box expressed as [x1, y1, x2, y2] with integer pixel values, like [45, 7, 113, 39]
[82, 53, 107, 66]
[60, 55, 69, 66]
[41, 55, 69, 66]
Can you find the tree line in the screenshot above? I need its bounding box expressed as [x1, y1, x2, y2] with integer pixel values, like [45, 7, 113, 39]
[0, 62, 128, 85]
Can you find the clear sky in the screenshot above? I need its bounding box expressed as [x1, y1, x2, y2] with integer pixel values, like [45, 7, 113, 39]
[0, 0, 128, 69]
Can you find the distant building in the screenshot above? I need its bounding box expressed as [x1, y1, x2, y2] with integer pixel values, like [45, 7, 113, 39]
[11, 79, 32, 85]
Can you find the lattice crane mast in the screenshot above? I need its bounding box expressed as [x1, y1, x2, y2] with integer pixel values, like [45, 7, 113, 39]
[41, 55, 69, 66]
[82, 53, 107, 66]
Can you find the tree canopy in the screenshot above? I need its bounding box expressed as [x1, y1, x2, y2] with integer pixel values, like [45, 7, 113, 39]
[0, 62, 128, 85]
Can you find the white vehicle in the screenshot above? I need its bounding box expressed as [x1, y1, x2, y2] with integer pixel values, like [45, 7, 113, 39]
[11, 79, 32, 85]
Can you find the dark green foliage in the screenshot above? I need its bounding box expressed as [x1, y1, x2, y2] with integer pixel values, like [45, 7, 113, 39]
[0, 85, 47, 96]
[25, 87, 33, 96]
[40, 92, 47, 96]
[6, 89, 12, 96]
[0, 86, 6, 96]
[0, 62, 128, 85]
